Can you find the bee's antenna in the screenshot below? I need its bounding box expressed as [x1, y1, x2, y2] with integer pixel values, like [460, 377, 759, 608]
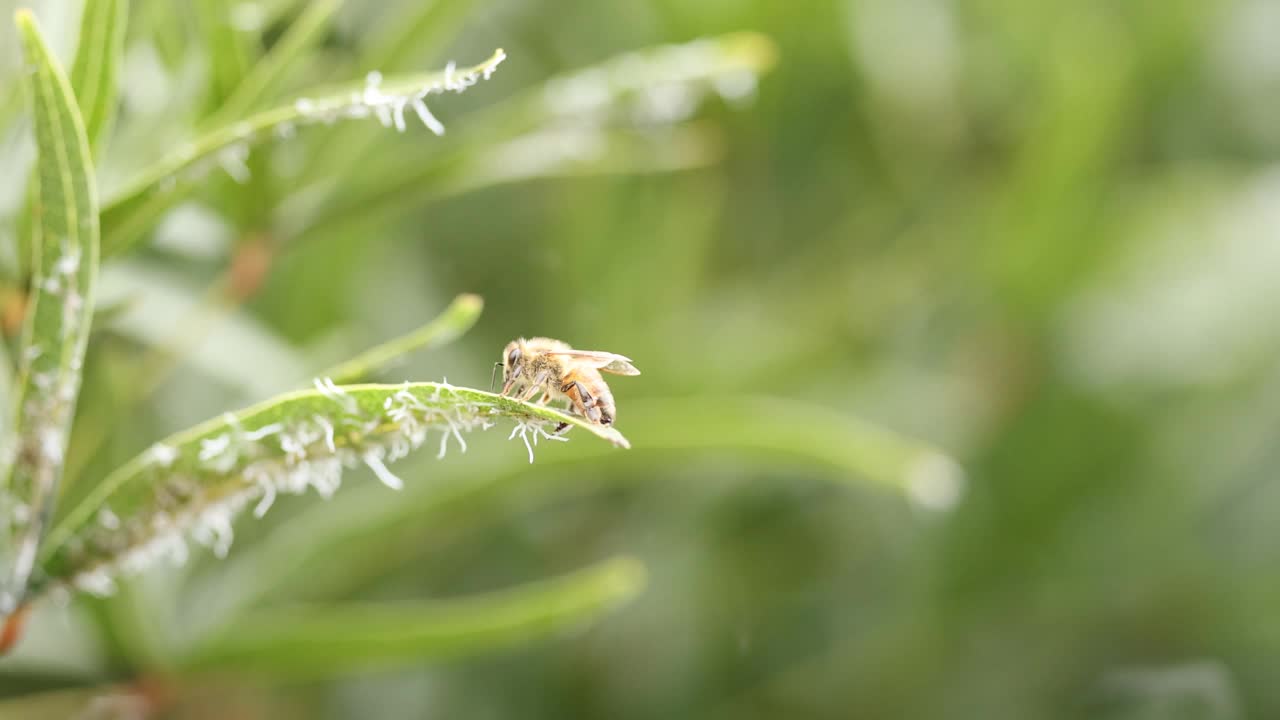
[491, 362, 502, 392]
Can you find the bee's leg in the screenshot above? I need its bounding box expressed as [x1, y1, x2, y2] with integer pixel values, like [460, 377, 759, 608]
[553, 410, 575, 435]
[561, 381, 601, 424]
[551, 395, 577, 434]
[552, 398, 578, 434]
[538, 392, 553, 405]
[518, 371, 548, 402]
[500, 375, 518, 396]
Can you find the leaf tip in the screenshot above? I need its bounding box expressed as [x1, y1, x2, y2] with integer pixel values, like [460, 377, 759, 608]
[608, 429, 631, 450]
[723, 32, 779, 73]
[904, 450, 966, 511]
[13, 7, 33, 30]
[455, 293, 484, 314]
[601, 556, 647, 602]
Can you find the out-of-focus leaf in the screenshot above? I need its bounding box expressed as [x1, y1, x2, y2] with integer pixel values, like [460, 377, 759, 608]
[99, 49, 508, 256]
[296, 126, 723, 240]
[0, 340, 10, 450]
[208, 0, 343, 126]
[434, 124, 724, 197]
[0, 83, 22, 132]
[134, 0, 187, 71]
[255, 0, 310, 29]
[34, 382, 628, 601]
[624, 396, 961, 496]
[0, 685, 146, 720]
[181, 555, 646, 678]
[68, 0, 129, 155]
[194, 0, 254, 110]
[363, 0, 479, 71]
[1, 10, 100, 615]
[523, 32, 777, 125]
[319, 293, 484, 384]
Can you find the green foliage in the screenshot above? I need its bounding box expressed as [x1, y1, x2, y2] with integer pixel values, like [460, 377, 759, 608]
[0, 0, 1165, 718]
[1, 10, 100, 615]
[194, 0, 255, 110]
[68, 0, 128, 155]
[319, 293, 484, 384]
[36, 380, 627, 598]
[100, 49, 508, 256]
[205, 0, 341, 126]
[182, 556, 646, 678]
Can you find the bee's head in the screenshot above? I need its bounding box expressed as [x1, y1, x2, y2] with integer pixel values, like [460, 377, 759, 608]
[499, 339, 525, 393]
[502, 339, 524, 376]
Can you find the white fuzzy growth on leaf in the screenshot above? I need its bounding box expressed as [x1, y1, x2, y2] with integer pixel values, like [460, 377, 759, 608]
[362, 448, 403, 490]
[54, 382, 587, 597]
[508, 419, 569, 464]
[147, 443, 179, 468]
[314, 376, 358, 415]
[542, 38, 761, 126]
[291, 50, 507, 136]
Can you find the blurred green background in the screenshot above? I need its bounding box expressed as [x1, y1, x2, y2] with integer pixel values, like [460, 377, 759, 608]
[1, 0, 1276, 717]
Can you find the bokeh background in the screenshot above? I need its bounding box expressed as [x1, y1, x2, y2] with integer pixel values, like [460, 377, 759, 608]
[1, 0, 1277, 717]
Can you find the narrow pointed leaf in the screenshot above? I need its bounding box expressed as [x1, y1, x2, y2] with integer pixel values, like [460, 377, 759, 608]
[33, 382, 627, 601]
[100, 49, 507, 257]
[200, 396, 961, 617]
[208, 0, 343, 126]
[437, 124, 724, 197]
[195, 0, 254, 109]
[69, 0, 129, 154]
[364, 0, 479, 71]
[297, 33, 774, 237]
[288, 0, 481, 201]
[0, 10, 101, 615]
[182, 556, 645, 677]
[318, 293, 484, 385]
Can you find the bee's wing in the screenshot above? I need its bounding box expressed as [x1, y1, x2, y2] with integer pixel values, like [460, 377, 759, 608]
[548, 350, 641, 376]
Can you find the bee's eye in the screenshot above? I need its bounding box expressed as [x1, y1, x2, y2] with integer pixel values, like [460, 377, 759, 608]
[507, 348, 521, 367]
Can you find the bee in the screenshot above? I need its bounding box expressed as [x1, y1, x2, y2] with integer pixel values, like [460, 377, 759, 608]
[499, 337, 640, 429]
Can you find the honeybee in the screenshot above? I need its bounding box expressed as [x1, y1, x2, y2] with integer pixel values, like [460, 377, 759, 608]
[500, 337, 640, 429]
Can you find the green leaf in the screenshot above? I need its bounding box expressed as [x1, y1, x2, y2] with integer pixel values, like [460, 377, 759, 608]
[432, 124, 725, 199]
[318, 293, 484, 385]
[281, 0, 482, 190]
[180, 556, 646, 678]
[255, 0, 311, 29]
[295, 33, 775, 238]
[196, 396, 960, 618]
[69, 0, 129, 155]
[622, 396, 961, 495]
[0, 685, 115, 719]
[207, 0, 343, 126]
[33, 382, 628, 600]
[134, 0, 186, 70]
[195, 0, 255, 110]
[1, 10, 101, 615]
[363, 0, 480, 71]
[0, 80, 23, 132]
[99, 49, 508, 257]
